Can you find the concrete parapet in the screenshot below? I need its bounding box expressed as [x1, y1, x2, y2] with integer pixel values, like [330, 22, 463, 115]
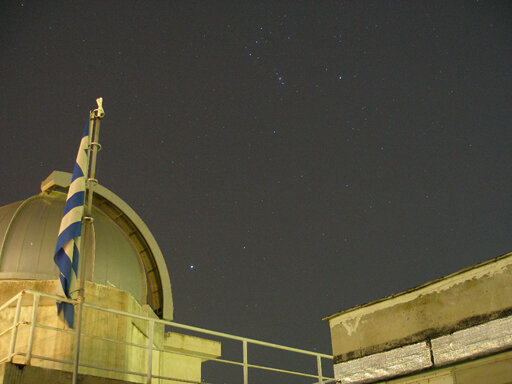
[325, 252, 512, 363]
[325, 252, 512, 383]
[0, 362, 136, 384]
[0, 280, 221, 383]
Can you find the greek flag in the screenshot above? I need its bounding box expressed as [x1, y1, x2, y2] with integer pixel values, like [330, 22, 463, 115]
[54, 124, 90, 328]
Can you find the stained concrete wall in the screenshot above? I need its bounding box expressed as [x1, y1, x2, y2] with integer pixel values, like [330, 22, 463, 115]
[383, 350, 512, 384]
[0, 363, 133, 384]
[0, 280, 220, 383]
[325, 252, 512, 363]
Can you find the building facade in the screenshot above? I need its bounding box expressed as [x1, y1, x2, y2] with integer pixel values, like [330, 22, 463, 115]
[325, 252, 512, 384]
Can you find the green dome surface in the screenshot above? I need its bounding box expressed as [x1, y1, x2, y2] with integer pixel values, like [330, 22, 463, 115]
[0, 171, 173, 320]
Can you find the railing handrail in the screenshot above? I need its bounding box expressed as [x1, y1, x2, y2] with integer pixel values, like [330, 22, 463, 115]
[0, 289, 335, 383]
[15, 289, 332, 359]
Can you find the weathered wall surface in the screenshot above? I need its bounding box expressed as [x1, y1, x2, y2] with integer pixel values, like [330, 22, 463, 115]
[326, 253, 512, 363]
[333, 314, 512, 383]
[0, 363, 133, 384]
[383, 350, 512, 384]
[0, 280, 220, 384]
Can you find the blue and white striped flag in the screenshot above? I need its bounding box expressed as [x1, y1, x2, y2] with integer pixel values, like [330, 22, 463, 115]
[54, 124, 90, 328]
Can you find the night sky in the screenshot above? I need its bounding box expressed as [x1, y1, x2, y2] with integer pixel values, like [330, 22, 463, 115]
[1, 1, 511, 381]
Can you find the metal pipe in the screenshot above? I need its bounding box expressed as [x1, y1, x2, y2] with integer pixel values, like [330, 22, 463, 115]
[8, 295, 23, 361]
[79, 362, 146, 377]
[0, 291, 23, 312]
[245, 363, 320, 379]
[25, 293, 40, 364]
[80, 299, 333, 359]
[151, 373, 207, 384]
[71, 215, 93, 382]
[316, 354, 324, 384]
[243, 340, 248, 384]
[1, 290, 336, 382]
[22, 289, 75, 304]
[0, 325, 19, 339]
[72, 99, 104, 384]
[84, 107, 102, 281]
[27, 354, 74, 366]
[146, 319, 154, 384]
[25, 288, 333, 355]
[71, 299, 84, 383]
[33, 323, 75, 335]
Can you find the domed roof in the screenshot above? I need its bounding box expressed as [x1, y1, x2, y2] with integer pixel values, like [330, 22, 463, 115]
[0, 171, 173, 320]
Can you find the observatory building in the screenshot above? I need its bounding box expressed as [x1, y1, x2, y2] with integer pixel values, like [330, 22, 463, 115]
[0, 171, 220, 383]
[325, 252, 512, 384]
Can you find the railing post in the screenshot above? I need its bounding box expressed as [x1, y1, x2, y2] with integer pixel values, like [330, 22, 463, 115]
[243, 340, 248, 384]
[316, 355, 324, 384]
[25, 293, 40, 365]
[8, 294, 23, 361]
[72, 298, 85, 384]
[146, 319, 154, 384]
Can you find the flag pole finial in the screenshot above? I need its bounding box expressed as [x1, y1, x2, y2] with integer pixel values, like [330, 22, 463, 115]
[94, 97, 105, 119]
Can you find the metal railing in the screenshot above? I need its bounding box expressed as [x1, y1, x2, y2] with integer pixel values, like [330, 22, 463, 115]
[0, 290, 335, 384]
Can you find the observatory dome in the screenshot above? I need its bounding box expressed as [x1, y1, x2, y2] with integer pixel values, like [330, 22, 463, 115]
[0, 171, 172, 319]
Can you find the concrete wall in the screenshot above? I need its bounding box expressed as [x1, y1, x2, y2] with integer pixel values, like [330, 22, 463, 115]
[0, 363, 135, 384]
[0, 280, 220, 383]
[326, 252, 512, 363]
[382, 350, 512, 384]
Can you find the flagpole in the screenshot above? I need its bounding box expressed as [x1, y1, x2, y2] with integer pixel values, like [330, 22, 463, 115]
[72, 98, 104, 384]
